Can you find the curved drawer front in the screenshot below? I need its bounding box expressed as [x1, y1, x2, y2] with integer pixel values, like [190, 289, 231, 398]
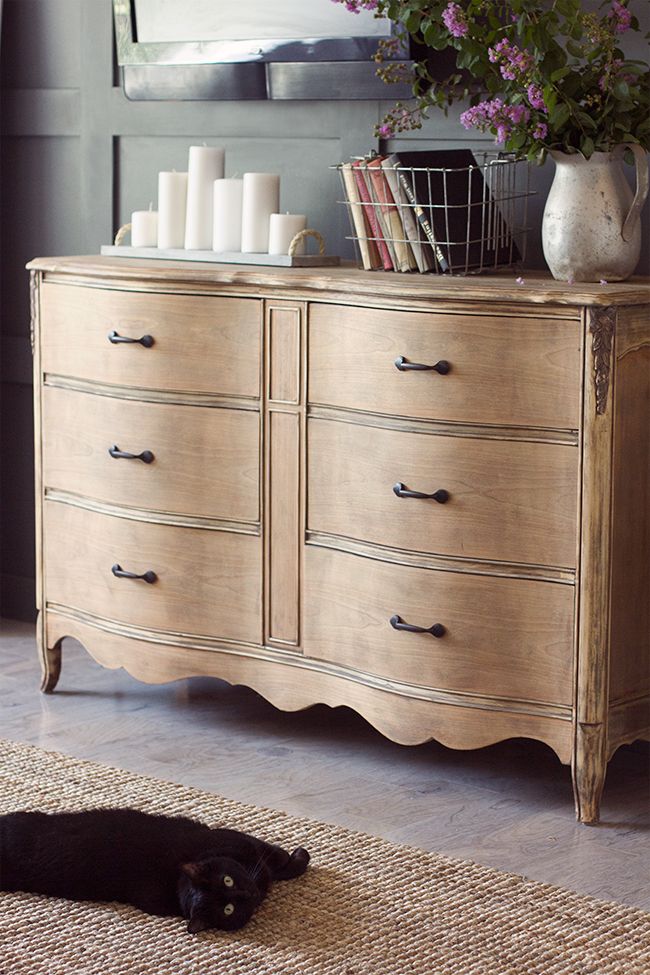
[308, 304, 581, 430]
[43, 502, 261, 644]
[40, 284, 260, 397]
[304, 546, 574, 705]
[42, 385, 260, 524]
[308, 418, 578, 569]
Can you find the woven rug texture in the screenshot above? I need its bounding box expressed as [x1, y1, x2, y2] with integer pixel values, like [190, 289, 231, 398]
[0, 739, 648, 975]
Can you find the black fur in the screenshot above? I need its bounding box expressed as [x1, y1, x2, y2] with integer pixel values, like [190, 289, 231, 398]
[0, 807, 309, 933]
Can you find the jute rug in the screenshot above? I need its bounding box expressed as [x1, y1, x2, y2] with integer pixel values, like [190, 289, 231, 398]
[0, 740, 648, 975]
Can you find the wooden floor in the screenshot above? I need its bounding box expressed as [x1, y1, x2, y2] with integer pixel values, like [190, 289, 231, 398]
[1, 617, 648, 910]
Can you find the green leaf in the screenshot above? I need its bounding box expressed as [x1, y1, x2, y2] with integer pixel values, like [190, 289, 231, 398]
[550, 66, 572, 82]
[566, 39, 584, 58]
[580, 136, 595, 158]
[549, 102, 571, 129]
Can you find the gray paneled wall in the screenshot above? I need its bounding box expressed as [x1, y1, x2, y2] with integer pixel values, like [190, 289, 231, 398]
[1, 0, 648, 620]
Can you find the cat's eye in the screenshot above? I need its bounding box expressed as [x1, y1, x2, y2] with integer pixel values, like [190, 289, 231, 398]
[223, 903, 235, 916]
[223, 875, 234, 888]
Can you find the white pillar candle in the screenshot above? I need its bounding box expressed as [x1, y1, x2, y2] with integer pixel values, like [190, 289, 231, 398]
[241, 173, 280, 253]
[213, 178, 244, 252]
[184, 146, 225, 249]
[268, 213, 307, 256]
[130, 209, 158, 248]
[158, 171, 188, 249]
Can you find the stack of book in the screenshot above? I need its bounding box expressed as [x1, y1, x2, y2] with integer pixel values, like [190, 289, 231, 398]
[339, 148, 519, 274]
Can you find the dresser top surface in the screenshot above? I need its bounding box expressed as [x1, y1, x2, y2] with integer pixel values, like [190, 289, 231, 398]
[27, 255, 650, 307]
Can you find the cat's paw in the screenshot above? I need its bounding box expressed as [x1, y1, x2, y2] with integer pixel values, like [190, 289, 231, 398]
[288, 847, 310, 877]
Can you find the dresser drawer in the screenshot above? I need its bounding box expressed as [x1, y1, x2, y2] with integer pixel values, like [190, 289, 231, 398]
[42, 385, 260, 523]
[43, 502, 261, 644]
[308, 303, 581, 429]
[308, 418, 578, 568]
[304, 546, 574, 705]
[40, 283, 261, 397]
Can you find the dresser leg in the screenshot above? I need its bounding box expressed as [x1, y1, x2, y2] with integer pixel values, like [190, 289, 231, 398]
[37, 617, 62, 693]
[572, 722, 607, 824]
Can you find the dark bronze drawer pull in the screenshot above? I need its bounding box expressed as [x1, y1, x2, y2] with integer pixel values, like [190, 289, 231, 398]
[393, 482, 449, 504]
[394, 355, 450, 375]
[108, 330, 155, 348]
[108, 445, 155, 464]
[390, 614, 446, 638]
[111, 563, 157, 584]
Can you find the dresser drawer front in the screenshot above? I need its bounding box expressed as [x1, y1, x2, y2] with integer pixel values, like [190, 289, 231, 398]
[42, 386, 260, 523]
[308, 304, 581, 429]
[44, 503, 261, 644]
[308, 419, 578, 568]
[40, 284, 261, 397]
[304, 547, 574, 705]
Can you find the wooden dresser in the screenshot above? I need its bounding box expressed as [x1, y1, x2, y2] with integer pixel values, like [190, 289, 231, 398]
[28, 257, 650, 823]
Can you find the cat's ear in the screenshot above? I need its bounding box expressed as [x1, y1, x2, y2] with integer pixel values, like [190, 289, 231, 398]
[187, 914, 211, 934]
[181, 861, 206, 884]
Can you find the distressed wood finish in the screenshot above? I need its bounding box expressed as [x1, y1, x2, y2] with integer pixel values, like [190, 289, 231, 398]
[40, 282, 261, 398]
[303, 545, 574, 705]
[307, 417, 579, 568]
[263, 302, 305, 650]
[29, 258, 650, 822]
[308, 303, 582, 430]
[42, 385, 260, 524]
[607, 305, 650, 758]
[43, 501, 262, 645]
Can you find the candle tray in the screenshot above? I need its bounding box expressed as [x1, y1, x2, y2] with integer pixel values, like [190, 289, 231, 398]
[100, 246, 340, 267]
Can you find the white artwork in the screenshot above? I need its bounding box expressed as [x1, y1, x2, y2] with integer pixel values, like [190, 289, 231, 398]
[134, 0, 391, 43]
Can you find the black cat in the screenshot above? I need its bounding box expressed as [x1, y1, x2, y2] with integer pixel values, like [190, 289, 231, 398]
[0, 807, 309, 933]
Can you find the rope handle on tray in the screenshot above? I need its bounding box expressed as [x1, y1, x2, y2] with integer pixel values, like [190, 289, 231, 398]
[114, 223, 132, 246]
[288, 229, 325, 257]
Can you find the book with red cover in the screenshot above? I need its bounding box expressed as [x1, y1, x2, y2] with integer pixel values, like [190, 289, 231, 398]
[340, 162, 382, 270]
[366, 157, 416, 272]
[351, 160, 393, 271]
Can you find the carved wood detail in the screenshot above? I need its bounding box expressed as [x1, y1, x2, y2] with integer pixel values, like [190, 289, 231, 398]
[589, 306, 616, 415]
[29, 270, 39, 355]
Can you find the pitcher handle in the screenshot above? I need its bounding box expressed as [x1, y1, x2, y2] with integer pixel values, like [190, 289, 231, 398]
[616, 143, 649, 242]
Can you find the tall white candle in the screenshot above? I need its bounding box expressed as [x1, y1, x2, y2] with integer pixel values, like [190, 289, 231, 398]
[213, 178, 244, 252]
[158, 171, 188, 249]
[131, 209, 158, 248]
[268, 213, 307, 255]
[184, 146, 225, 250]
[241, 173, 280, 253]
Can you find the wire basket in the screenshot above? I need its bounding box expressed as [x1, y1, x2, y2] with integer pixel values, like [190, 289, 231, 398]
[336, 152, 534, 275]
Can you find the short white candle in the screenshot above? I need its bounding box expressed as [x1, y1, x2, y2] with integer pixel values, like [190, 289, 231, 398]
[241, 173, 280, 253]
[130, 209, 158, 248]
[268, 213, 307, 256]
[158, 171, 188, 249]
[213, 178, 244, 252]
[184, 146, 225, 250]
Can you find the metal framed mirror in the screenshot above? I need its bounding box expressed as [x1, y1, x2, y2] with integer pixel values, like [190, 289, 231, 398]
[113, 0, 412, 100]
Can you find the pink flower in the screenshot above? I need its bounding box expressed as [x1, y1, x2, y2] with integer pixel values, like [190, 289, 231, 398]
[488, 39, 535, 83]
[331, 0, 379, 13]
[442, 2, 469, 38]
[460, 98, 531, 144]
[378, 123, 394, 139]
[527, 85, 547, 113]
[609, 1, 632, 33]
[516, 276, 525, 285]
[533, 122, 548, 140]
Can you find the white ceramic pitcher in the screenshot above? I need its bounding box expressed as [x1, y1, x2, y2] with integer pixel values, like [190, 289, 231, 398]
[542, 144, 649, 282]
